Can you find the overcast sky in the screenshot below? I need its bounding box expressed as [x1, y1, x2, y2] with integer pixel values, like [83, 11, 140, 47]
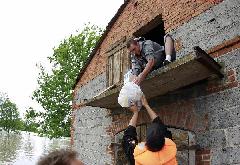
[0, 0, 123, 115]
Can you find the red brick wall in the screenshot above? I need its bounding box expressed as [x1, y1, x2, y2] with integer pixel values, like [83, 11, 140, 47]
[106, 99, 208, 136]
[196, 149, 211, 165]
[75, 0, 223, 88]
[207, 36, 240, 93]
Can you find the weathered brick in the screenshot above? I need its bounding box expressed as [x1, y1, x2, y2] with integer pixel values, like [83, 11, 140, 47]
[226, 126, 240, 146]
[208, 36, 240, 55]
[228, 69, 235, 76]
[210, 129, 227, 148]
[185, 113, 196, 130]
[72, 106, 112, 164]
[211, 147, 240, 164]
[196, 149, 211, 165]
[236, 66, 240, 82]
[196, 149, 211, 155]
[72, 0, 240, 164]
[75, 0, 238, 87]
[202, 155, 210, 160]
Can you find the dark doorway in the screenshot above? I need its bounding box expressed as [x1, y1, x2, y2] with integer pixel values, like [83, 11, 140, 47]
[141, 22, 165, 46]
[133, 15, 165, 46]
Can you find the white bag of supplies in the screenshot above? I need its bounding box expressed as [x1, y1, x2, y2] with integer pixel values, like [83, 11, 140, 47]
[118, 70, 143, 110]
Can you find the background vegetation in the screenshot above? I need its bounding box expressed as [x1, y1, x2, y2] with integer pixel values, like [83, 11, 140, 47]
[32, 24, 102, 138]
[0, 24, 102, 138]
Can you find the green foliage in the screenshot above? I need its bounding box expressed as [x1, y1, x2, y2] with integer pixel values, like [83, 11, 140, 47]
[23, 107, 41, 133]
[0, 93, 23, 133]
[33, 24, 102, 138]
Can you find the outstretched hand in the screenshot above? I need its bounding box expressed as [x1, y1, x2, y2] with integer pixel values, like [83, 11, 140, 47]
[133, 76, 142, 85]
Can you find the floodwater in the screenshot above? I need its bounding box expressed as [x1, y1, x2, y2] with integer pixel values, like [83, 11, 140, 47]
[0, 131, 70, 165]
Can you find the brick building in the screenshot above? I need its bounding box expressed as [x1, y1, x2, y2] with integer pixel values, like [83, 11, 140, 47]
[72, 0, 240, 164]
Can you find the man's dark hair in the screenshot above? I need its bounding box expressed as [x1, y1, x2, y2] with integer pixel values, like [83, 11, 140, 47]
[127, 39, 138, 48]
[37, 149, 77, 165]
[146, 123, 165, 152]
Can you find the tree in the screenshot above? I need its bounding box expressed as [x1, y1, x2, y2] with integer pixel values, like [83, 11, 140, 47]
[33, 24, 102, 138]
[0, 93, 23, 133]
[23, 107, 41, 133]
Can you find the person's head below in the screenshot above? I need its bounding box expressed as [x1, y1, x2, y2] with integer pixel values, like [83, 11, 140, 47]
[37, 149, 83, 165]
[145, 123, 165, 152]
[127, 39, 141, 56]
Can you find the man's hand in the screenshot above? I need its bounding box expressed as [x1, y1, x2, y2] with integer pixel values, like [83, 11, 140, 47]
[134, 59, 155, 85]
[133, 75, 143, 85]
[141, 95, 149, 107]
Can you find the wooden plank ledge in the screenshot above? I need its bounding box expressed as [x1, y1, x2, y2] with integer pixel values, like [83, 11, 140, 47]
[86, 46, 223, 109]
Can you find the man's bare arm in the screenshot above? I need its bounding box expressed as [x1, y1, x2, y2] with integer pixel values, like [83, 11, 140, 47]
[134, 59, 155, 85]
[134, 40, 156, 85]
[139, 59, 155, 80]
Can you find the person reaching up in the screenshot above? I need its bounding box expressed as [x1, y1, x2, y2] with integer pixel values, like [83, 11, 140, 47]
[123, 95, 177, 165]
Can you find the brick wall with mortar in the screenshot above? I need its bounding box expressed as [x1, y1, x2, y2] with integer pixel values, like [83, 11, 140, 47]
[72, 0, 240, 164]
[72, 73, 114, 164]
[74, 0, 223, 88]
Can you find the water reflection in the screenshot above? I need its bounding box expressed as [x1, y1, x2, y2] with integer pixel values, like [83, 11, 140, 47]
[0, 131, 70, 165]
[0, 132, 22, 164]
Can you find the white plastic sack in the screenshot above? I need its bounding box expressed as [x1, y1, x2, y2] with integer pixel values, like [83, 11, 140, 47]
[123, 70, 133, 84]
[118, 70, 143, 110]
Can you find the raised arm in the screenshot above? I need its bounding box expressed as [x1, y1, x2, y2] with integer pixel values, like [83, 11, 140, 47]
[122, 104, 139, 164]
[141, 95, 173, 139]
[128, 104, 139, 127]
[135, 59, 154, 85]
[134, 41, 155, 85]
[141, 95, 157, 121]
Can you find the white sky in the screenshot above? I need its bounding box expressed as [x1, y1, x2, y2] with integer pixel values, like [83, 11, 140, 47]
[0, 0, 123, 116]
